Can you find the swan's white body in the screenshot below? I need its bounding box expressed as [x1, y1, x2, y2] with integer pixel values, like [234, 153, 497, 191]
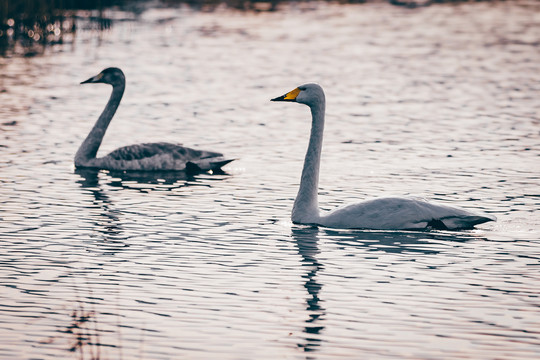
[272, 84, 496, 230]
[296, 195, 495, 230]
[76, 67, 233, 172]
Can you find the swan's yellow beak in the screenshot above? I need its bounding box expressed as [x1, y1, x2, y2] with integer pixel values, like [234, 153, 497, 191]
[271, 87, 301, 102]
[81, 72, 104, 84]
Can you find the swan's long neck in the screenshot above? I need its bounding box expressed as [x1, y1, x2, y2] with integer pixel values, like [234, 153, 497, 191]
[292, 98, 325, 224]
[75, 82, 124, 166]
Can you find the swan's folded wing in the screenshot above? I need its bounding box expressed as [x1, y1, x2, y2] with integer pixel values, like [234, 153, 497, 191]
[322, 196, 496, 230]
[106, 142, 222, 161]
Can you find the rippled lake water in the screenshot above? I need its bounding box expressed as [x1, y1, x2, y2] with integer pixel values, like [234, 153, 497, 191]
[1, 1, 539, 359]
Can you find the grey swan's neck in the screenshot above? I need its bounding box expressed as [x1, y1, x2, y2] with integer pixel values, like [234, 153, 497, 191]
[75, 82, 125, 167]
[291, 97, 325, 225]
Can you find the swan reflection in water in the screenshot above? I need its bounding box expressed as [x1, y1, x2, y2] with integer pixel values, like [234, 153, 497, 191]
[75, 167, 228, 193]
[291, 226, 487, 354]
[75, 168, 128, 251]
[292, 227, 326, 354]
[75, 169, 220, 251]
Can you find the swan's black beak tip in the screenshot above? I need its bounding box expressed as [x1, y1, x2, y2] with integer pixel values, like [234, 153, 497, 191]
[80, 78, 93, 85]
[271, 94, 294, 102]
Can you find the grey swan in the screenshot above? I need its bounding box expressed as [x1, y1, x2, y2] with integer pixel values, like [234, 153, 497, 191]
[272, 83, 496, 230]
[75, 67, 234, 172]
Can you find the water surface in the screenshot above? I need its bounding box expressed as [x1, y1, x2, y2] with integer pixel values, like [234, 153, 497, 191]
[1, 1, 539, 359]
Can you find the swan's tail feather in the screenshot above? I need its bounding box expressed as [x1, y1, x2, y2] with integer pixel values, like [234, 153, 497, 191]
[186, 158, 235, 173]
[210, 159, 235, 171]
[440, 213, 497, 230]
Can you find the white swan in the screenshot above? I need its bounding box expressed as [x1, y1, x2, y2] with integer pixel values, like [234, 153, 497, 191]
[272, 84, 496, 230]
[76, 67, 234, 172]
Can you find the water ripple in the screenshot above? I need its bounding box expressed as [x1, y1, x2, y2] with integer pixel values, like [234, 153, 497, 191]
[1, 1, 539, 359]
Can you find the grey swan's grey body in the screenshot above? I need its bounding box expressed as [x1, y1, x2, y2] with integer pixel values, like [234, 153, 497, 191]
[271, 84, 496, 230]
[76, 67, 234, 172]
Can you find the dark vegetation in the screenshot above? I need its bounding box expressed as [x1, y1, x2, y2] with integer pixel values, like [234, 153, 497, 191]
[38, 295, 105, 360]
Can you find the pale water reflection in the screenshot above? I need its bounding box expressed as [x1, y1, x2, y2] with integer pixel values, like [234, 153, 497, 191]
[1, 0, 539, 359]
